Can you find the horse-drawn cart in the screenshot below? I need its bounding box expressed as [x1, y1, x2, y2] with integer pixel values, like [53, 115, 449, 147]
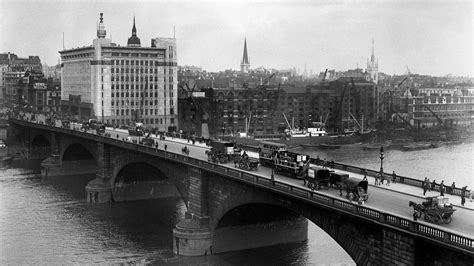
[234, 155, 259, 171]
[304, 166, 331, 190]
[409, 196, 456, 224]
[343, 178, 369, 204]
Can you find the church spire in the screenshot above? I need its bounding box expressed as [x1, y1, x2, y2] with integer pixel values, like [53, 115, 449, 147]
[242, 38, 249, 64]
[127, 15, 141, 47]
[370, 38, 375, 62]
[240, 37, 250, 73]
[132, 16, 137, 36]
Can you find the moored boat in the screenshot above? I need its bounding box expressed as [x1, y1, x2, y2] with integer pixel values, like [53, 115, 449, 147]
[429, 141, 445, 148]
[319, 143, 342, 149]
[402, 143, 432, 151]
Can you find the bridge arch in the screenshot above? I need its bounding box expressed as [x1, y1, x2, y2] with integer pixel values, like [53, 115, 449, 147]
[110, 156, 188, 203]
[31, 134, 50, 147]
[62, 143, 95, 161]
[208, 179, 369, 263]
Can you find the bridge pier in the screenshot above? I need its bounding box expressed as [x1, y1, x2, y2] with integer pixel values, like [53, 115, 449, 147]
[173, 167, 212, 256]
[212, 215, 308, 254]
[40, 132, 61, 178]
[85, 143, 112, 203]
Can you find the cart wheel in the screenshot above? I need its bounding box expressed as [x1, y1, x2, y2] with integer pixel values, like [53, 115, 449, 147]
[424, 214, 430, 221]
[442, 215, 452, 224]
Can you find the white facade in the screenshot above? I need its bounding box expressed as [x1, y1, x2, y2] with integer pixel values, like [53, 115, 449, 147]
[60, 14, 178, 131]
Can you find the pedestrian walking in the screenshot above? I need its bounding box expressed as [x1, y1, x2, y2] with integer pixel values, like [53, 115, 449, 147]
[439, 180, 445, 196]
[461, 186, 467, 206]
[422, 178, 428, 196]
[392, 171, 397, 184]
[363, 173, 367, 181]
[375, 173, 380, 186]
[450, 182, 455, 195]
[426, 178, 431, 191]
[164, 144, 167, 151]
[431, 179, 436, 191]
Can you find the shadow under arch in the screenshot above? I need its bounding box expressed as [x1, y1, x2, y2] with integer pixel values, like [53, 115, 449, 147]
[32, 134, 50, 147]
[211, 201, 356, 264]
[112, 161, 184, 203]
[62, 143, 95, 161]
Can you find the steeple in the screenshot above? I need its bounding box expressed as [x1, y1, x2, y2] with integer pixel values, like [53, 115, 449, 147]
[127, 16, 141, 47]
[132, 16, 137, 36]
[366, 38, 378, 84]
[96, 13, 106, 38]
[370, 38, 375, 63]
[240, 38, 250, 73]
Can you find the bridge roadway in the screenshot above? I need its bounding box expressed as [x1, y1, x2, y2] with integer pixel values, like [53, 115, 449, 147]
[101, 128, 474, 238]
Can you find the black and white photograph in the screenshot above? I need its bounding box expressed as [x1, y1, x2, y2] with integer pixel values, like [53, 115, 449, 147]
[0, 0, 473, 264]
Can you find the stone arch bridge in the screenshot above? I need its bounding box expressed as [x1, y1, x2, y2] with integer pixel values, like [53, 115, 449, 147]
[9, 118, 474, 265]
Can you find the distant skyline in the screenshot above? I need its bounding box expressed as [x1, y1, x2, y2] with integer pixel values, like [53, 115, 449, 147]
[1, 0, 472, 76]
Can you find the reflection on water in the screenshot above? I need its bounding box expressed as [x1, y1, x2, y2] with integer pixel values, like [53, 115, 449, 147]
[0, 170, 355, 265]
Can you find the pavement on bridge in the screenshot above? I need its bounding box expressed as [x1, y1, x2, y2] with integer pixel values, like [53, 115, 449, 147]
[159, 133, 474, 210]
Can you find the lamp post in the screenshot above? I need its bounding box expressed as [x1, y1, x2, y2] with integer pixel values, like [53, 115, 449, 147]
[379, 146, 384, 179]
[221, 122, 226, 140]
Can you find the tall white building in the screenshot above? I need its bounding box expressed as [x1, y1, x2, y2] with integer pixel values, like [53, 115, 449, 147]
[366, 39, 378, 84]
[60, 13, 178, 131]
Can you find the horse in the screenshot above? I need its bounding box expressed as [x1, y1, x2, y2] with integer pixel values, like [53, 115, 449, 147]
[182, 146, 190, 156]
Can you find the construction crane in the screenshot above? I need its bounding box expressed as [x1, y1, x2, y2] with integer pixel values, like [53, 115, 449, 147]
[178, 82, 209, 136]
[335, 79, 350, 132]
[376, 76, 410, 121]
[262, 72, 276, 85]
[322, 68, 328, 81]
[424, 105, 446, 128]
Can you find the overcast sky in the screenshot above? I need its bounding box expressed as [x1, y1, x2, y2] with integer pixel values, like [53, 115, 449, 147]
[1, 0, 472, 76]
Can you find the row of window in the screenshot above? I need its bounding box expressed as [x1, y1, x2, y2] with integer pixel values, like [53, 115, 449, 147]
[113, 59, 173, 67]
[110, 53, 163, 58]
[111, 100, 172, 106]
[112, 68, 159, 74]
[112, 100, 175, 107]
[114, 109, 175, 116]
[111, 75, 174, 82]
[62, 53, 93, 60]
[109, 117, 174, 126]
[415, 113, 468, 118]
[112, 92, 174, 98]
[111, 84, 175, 92]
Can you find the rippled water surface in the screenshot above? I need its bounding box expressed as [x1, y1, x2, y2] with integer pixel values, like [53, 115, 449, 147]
[297, 142, 474, 187]
[1, 143, 472, 265]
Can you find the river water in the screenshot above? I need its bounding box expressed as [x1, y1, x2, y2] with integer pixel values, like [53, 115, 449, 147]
[0, 143, 472, 265]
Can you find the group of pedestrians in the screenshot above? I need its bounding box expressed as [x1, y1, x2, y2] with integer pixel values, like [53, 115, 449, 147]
[422, 177, 470, 206]
[374, 172, 391, 186]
